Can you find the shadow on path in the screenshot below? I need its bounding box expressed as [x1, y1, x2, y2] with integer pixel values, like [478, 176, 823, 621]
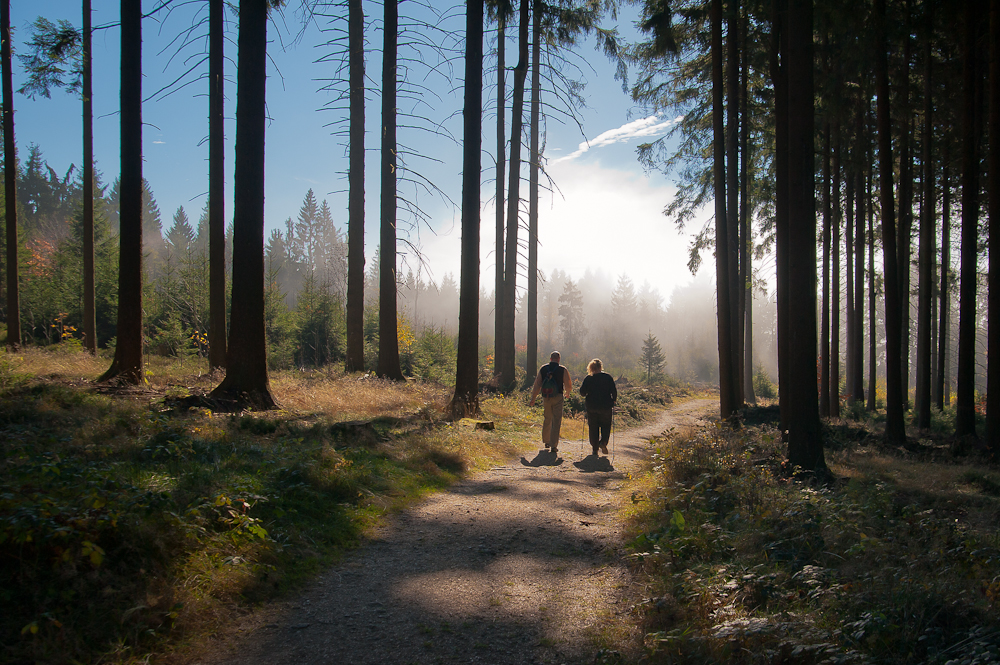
[572, 454, 615, 473]
[200, 399, 716, 665]
[520, 449, 564, 467]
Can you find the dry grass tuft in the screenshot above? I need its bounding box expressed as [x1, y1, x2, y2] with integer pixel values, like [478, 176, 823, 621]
[272, 371, 450, 419]
[5, 345, 109, 380]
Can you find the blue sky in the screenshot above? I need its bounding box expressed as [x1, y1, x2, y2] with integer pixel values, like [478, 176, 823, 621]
[10, 0, 708, 300]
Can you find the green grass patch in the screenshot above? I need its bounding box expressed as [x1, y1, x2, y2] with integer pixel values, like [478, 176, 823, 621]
[626, 420, 1000, 664]
[0, 350, 539, 664]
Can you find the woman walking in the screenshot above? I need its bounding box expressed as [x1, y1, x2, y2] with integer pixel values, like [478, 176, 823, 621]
[578, 358, 617, 456]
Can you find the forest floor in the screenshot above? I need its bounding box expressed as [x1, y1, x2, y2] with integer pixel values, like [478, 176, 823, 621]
[189, 398, 717, 665]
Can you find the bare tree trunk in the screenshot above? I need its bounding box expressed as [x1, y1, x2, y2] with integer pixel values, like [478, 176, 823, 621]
[713, 0, 738, 422]
[936, 150, 951, 410]
[211, 0, 275, 408]
[831, 127, 841, 418]
[740, 6, 755, 404]
[898, 6, 913, 413]
[727, 0, 742, 405]
[82, 0, 96, 354]
[955, 0, 980, 438]
[915, 6, 934, 428]
[208, 0, 228, 371]
[842, 127, 853, 411]
[770, 0, 789, 435]
[988, 0, 999, 453]
[101, 0, 144, 383]
[853, 154, 865, 403]
[821, 123, 831, 418]
[451, 0, 483, 418]
[867, 151, 878, 412]
[499, 0, 529, 390]
[494, 13, 506, 377]
[526, 0, 540, 385]
[345, 0, 365, 372]
[875, 0, 905, 444]
[785, 0, 823, 470]
[378, 0, 404, 381]
[2, 0, 19, 351]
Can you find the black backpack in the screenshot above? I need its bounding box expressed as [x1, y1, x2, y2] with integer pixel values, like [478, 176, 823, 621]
[540, 364, 562, 398]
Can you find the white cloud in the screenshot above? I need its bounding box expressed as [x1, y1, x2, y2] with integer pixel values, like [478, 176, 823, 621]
[414, 158, 709, 305]
[552, 113, 683, 164]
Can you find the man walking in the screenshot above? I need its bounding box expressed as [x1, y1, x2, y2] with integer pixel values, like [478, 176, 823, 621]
[529, 351, 573, 453]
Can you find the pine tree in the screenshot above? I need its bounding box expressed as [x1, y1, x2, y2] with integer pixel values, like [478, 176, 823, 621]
[640, 331, 665, 383]
[557, 279, 585, 354]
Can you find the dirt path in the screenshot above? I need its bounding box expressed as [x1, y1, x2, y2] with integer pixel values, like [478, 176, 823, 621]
[195, 399, 716, 665]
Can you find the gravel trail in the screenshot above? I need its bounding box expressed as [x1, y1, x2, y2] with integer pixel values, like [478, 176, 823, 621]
[194, 399, 715, 665]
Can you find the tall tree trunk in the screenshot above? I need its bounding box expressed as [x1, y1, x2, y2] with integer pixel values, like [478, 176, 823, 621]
[208, 0, 227, 371]
[915, 6, 934, 428]
[499, 0, 529, 390]
[1, 0, 19, 351]
[770, 0, 789, 435]
[100, 0, 144, 383]
[988, 0, 999, 453]
[866, 158, 877, 412]
[82, 0, 96, 354]
[821, 123, 831, 418]
[378, 0, 404, 380]
[955, 0, 980, 438]
[451, 0, 484, 418]
[831, 125, 841, 418]
[898, 6, 913, 413]
[936, 150, 951, 410]
[727, 0, 742, 405]
[843, 127, 853, 411]
[784, 0, 823, 470]
[713, 0, 737, 422]
[853, 153, 865, 403]
[211, 0, 275, 408]
[345, 0, 366, 372]
[875, 0, 905, 444]
[494, 13, 506, 377]
[741, 6, 755, 404]
[526, 0, 540, 384]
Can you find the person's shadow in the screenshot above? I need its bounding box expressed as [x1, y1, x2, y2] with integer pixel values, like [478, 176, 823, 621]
[520, 449, 564, 467]
[572, 454, 615, 473]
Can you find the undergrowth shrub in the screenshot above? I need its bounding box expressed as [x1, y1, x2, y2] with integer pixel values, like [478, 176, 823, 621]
[629, 422, 1000, 664]
[0, 359, 534, 663]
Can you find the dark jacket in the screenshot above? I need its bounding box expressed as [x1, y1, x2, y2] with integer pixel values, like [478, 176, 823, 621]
[579, 372, 617, 410]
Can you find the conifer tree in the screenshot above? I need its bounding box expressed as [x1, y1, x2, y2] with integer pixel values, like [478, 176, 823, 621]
[640, 331, 665, 383]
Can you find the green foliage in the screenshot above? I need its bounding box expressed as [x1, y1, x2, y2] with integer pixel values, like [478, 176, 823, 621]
[630, 423, 1000, 664]
[265, 266, 298, 370]
[294, 274, 346, 368]
[752, 363, 777, 400]
[640, 331, 666, 383]
[17, 18, 82, 100]
[558, 279, 586, 354]
[0, 363, 506, 663]
[410, 326, 456, 385]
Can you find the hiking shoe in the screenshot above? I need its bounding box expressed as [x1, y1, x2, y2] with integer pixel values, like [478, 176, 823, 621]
[600, 444, 608, 455]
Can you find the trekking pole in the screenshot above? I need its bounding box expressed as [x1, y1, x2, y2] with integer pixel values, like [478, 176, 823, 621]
[610, 406, 616, 463]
